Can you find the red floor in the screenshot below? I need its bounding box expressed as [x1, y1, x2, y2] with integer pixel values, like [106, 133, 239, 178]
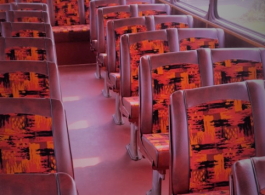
[59, 65, 169, 195]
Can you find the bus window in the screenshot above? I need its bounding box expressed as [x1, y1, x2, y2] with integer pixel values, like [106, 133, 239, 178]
[179, 0, 209, 12]
[217, 0, 265, 35]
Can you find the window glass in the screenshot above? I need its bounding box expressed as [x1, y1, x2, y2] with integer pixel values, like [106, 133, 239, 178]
[179, 0, 209, 12]
[217, 0, 265, 35]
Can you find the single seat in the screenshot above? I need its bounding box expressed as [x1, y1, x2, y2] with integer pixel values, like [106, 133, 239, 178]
[230, 156, 265, 195]
[198, 48, 265, 85]
[0, 98, 74, 177]
[138, 50, 212, 195]
[119, 29, 179, 159]
[103, 16, 148, 97]
[89, 0, 124, 52]
[95, 5, 138, 79]
[0, 3, 11, 11]
[135, 4, 171, 16]
[0, 61, 61, 100]
[6, 10, 50, 23]
[169, 80, 265, 194]
[1, 22, 54, 40]
[177, 28, 225, 51]
[0, 172, 77, 195]
[146, 15, 193, 30]
[0, 37, 56, 62]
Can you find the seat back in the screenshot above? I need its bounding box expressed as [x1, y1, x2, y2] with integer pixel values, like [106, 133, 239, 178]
[7, 10, 50, 23]
[89, 0, 124, 46]
[198, 48, 265, 85]
[178, 28, 225, 51]
[146, 15, 193, 30]
[2, 22, 54, 39]
[0, 9, 7, 22]
[97, 5, 138, 54]
[231, 156, 265, 195]
[0, 61, 61, 100]
[169, 80, 265, 194]
[0, 173, 77, 195]
[11, 2, 48, 11]
[120, 28, 179, 99]
[139, 50, 212, 135]
[0, 3, 11, 11]
[135, 4, 171, 16]
[126, 0, 155, 3]
[0, 98, 74, 177]
[0, 37, 56, 62]
[107, 16, 148, 74]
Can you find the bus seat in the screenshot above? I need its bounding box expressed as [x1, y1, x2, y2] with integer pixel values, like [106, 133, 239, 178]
[169, 80, 265, 194]
[0, 37, 56, 62]
[135, 4, 171, 16]
[0, 173, 77, 195]
[6, 10, 50, 23]
[0, 98, 74, 178]
[138, 50, 212, 195]
[198, 48, 265, 85]
[119, 28, 179, 158]
[0, 61, 61, 100]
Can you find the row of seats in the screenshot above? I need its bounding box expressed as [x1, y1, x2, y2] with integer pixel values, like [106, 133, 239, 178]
[0, 4, 78, 194]
[90, 2, 265, 195]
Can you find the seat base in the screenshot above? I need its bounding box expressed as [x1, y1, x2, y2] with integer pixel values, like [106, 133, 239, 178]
[146, 170, 165, 195]
[126, 123, 141, 161]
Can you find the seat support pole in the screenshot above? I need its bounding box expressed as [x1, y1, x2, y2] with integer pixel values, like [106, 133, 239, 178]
[95, 55, 102, 79]
[112, 93, 124, 125]
[126, 122, 141, 161]
[146, 170, 165, 195]
[102, 72, 110, 97]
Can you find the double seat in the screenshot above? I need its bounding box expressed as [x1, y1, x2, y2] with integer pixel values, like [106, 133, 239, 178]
[0, 5, 78, 194]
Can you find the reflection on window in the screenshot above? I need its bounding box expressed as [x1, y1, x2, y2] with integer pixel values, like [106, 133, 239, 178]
[179, 0, 209, 12]
[217, 0, 265, 35]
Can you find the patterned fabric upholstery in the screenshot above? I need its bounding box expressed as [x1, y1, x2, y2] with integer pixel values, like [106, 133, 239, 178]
[139, 10, 167, 16]
[53, 0, 80, 26]
[187, 99, 255, 192]
[130, 40, 170, 96]
[5, 47, 46, 61]
[0, 72, 49, 98]
[84, 0, 90, 24]
[19, 0, 47, 2]
[114, 25, 147, 72]
[0, 114, 55, 174]
[155, 22, 188, 30]
[180, 38, 219, 51]
[52, 24, 89, 33]
[142, 133, 169, 151]
[182, 190, 229, 195]
[11, 30, 46, 38]
[213, 60, 264, 84]
[152, 64, 201, 133]
[104, 12, 131, 35]
[15, 17, 44, 23]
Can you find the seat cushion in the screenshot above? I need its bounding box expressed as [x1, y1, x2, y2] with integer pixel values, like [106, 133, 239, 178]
[109, 72, 120, 90]
[52, 25, 90, 42]
[142, 133, 169, 169]
[181, 190, 229, 195]
[122, 96, 139, 119]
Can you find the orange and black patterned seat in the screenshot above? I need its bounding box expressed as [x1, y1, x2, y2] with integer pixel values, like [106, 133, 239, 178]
[103, 16, 148, 97]
[177, 28, 224, 51]
[169, 80, 265, 194]
[0, 98, 74, 177]
[135, 4, 171, 17]
[138, 50, 212, 195]
[0, 37, 56, 62]
[0, 61, 61, 100]
[1, 22, 54, 40]
[11, 2, 49, 11]
[146, 15, 193, 30]
[0, 173, 77, 195]
[6, 10, 50, 23]
[198, 48, 265, 85]
[95, 5, 139, 79]
[119, 29, 179, 158]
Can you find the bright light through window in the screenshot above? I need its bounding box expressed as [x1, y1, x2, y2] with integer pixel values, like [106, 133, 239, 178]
[217, 0, 265, 35]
